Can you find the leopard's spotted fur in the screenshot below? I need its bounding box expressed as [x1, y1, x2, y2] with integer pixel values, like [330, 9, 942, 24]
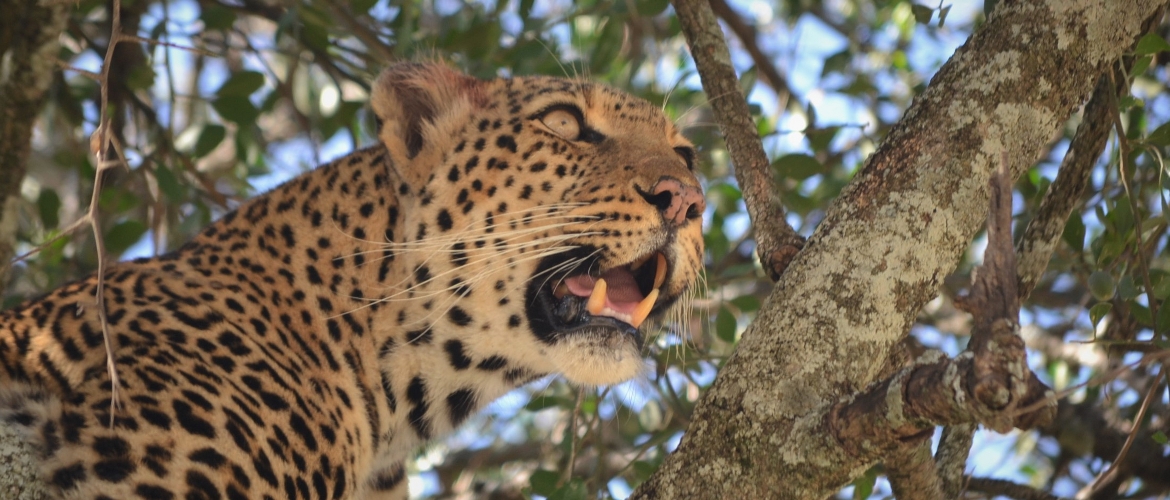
[0, 63, 705, 499]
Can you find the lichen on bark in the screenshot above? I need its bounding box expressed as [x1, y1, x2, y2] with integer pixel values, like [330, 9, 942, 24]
[634, 0, 1166, 498]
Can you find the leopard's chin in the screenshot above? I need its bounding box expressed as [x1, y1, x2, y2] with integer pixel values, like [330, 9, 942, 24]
[545, 326, 647, 386]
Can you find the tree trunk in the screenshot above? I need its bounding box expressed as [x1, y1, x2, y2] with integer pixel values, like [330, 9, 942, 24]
[0, 0, 70, 497]
[633, 0, 1167, 498]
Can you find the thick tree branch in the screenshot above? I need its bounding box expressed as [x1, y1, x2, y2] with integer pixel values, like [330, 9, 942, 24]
[632, 1, 1164, 498]
[671, 0, 804, 280]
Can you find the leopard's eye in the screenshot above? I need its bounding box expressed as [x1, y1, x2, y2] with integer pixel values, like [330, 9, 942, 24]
[533, 104, 605, 144]
[540, 108, 581, 139]
[674, 146, 697, 171]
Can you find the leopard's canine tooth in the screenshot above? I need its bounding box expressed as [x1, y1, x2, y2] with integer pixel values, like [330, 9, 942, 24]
[630, 288, 659, 329]
[652, 253, 667, 289]
[586, 278, 607, 315]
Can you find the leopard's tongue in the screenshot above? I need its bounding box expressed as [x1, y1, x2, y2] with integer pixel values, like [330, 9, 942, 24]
[562, 265, 661, 329]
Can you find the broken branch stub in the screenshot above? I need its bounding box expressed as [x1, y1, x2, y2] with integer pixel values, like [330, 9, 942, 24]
[831, 157, 1055, 452]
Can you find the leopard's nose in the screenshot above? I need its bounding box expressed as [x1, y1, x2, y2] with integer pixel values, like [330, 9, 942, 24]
[639, 177, 705, 226]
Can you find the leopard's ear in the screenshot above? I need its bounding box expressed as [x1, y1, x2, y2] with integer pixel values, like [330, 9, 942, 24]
[371, 63, 485, 186]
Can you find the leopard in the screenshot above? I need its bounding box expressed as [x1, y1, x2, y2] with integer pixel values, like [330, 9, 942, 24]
[0, 62, 706, 499]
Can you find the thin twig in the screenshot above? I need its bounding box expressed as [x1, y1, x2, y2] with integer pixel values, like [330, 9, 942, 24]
[561, 388, 585, 486]
[93, 0, 128, 424]
[706, 0, 793, 108]
[1084, 370, 1167, 497]
[967, 476, 1070, 500]
[1108, 72, 1160, 337]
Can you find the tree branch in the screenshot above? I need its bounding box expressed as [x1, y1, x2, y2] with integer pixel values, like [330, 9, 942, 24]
[631, 1, 1164, 497]
[934, 423, 975, 498]
[706, 0, 794, 106]
[967, 477, 1069, 500]
[0, 0, 70, 495]
[1016, 73, 1125, 298]
[671, 0, 804, 281]
[884, 438, 943, 500]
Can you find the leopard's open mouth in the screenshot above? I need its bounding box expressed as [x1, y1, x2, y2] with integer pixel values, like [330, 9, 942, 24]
[526, 247, 674, 345]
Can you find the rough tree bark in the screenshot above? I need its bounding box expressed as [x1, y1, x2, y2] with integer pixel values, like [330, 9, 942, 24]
[0, 0, 69, 498]
[633, 0, 1166, 498]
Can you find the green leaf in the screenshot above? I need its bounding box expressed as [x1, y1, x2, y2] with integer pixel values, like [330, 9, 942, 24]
[1151, 270, 1170, 300]
[822, 49, 851, 77]
[590, 19, 625, 75]
[1110, 196, 1135, 236]
[1089, 303, 1112, 328]
[105, 220, 148, 255]
[1117, 275, 1139, 301]
[1147, 122, 1170, 147]
[212, 96, 260, 126]
[194, 125, 226, 158]
[36, 189, 61, 228]
[1134, 33, 1170, 55]
[1062, 214, 1085, 252]
[851, 465, 879, 499]
[351, 0, 378, 13]
[200, 4, 236, 30]
[1153, 430, 1169, 445]
[636, 0, 669, 15]
[155, 164, 184, 201]
[910, 4, 933, 24]
[1096, 237, 1124, 267]
[631, 460, 658, 481]
[215, 71, 265, 97]
[548, 481, 588, 500]
[1088, 271, 1115, 301]
[773, 153, 823, 181]
[807, 126, 840, 153]
[938, 5, 951, 26]
[738, 66, 759, 98]
[1131, 54, 1153, 76]
[730, 295, 761, 313]
[524, 395, 565, 412]
[125, 65, 156, 91]
[1130, 301, 1152, 326]
[1157, 300, 1170, 332]
[1118, 96, 1144, 111]
[716, 307, 737, 343]
[528, 469, 560, 496]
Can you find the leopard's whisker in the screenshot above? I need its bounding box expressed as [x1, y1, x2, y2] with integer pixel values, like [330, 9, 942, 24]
[357, 224, 604, 297]
[325, 202, 594, 249]
[393, 246, 592, 329]
[368, 229, 605, 300]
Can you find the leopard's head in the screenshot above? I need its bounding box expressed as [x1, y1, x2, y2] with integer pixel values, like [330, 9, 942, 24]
[372, 63, 704, 386]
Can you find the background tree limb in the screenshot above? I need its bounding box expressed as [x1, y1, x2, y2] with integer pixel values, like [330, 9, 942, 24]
[0, 0, 69, 497]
